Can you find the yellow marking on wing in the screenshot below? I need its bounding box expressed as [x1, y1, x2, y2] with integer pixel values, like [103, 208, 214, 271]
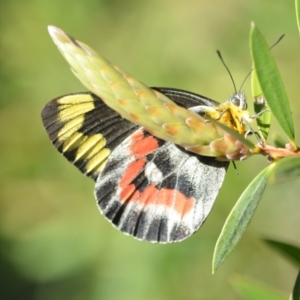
[62, 132, 87, 152]
[56, 94, 97, 142]
[57, 94, 94, 105]
[84, 136, 107, 159]
[75, 134, 105, 161]
[58, 102, 95, 122]
[85, 148, 111, 173]
[58, 116, 85, 141]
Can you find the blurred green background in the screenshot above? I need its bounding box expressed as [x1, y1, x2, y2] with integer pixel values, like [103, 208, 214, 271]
[1, 0, 300, 299]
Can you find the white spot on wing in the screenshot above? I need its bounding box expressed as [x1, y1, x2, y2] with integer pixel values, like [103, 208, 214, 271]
[144, 161, 163, 185]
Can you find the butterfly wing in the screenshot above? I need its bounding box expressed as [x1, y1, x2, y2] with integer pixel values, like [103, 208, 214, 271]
[41, 89, 229, 242]
[153, 87, 220, 108]
[95, 128, 228, 243]
[41, 92, 138, 180]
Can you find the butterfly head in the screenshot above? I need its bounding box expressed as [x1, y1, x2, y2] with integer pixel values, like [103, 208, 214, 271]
[229, 91, 247, 110]
[203, 91, 251, 135]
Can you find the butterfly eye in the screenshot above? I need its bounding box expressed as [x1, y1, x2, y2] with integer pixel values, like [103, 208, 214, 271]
[231, 96, 241, 107]
[230, 92, 248, 110]
[239, 98, 248, 110]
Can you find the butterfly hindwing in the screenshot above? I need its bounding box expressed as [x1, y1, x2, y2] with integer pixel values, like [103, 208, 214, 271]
[95, 128, 228, 243]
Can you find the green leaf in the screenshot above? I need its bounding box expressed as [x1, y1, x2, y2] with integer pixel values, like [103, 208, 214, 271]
[213, 164, 275, 271]
[292, 271, 300, 300]
[271, 133, 287, 148]
[296, 0, 300, 34]
[251, 68, 271, 141]
[232, 276, 287, 300]
[264, 239, 300, 266]
[270, 157, 300, 184]
[250, 23, 296, 148]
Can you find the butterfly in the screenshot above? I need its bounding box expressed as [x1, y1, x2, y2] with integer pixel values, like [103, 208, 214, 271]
[41, 26, 252, 243]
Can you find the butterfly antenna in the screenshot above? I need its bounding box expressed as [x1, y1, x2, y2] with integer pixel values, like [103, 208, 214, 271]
[270, 34, 285, 49]
[239, 34, 285, 91]
[239, 68, 253, 92]
[217, 50, 237, 93]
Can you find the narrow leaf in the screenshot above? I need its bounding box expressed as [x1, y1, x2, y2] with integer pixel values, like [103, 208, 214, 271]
[232, 276, 287, 300]
[213, 164, 275, 271]
[272, 133, 287, 148]
[270, 156, 300, 184]
[264, 239, 300, 266]
[292, 270, 300, 300]
[251, 68, 271, 141]
[250, 23, 296, 147]
[296, 0, 300, 35]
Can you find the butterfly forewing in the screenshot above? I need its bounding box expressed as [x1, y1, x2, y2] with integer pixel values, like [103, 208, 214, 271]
[153, 87, 220, 108]
[41, 92, 139, 180]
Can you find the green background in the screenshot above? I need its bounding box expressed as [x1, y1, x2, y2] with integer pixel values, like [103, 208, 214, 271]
[1, 0, 299, 299]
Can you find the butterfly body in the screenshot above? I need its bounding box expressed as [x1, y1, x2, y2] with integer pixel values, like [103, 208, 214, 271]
[204, 92, 250, 135]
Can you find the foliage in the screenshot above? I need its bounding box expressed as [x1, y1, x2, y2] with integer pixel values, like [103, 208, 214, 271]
[1, 1, 300, 299]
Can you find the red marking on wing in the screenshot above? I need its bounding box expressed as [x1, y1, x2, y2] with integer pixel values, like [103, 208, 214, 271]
[158, 189, 194, 216]
[121, 184, 195, 217]
[120, 158, 146, 189]
[120, 184, 140, 202]
[118, 128, 194, 217]
[131, 130, 144, 143]
[139, 185, 159, 205]
[129, 135, 159, 156]
[173, 190, 194, 216]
